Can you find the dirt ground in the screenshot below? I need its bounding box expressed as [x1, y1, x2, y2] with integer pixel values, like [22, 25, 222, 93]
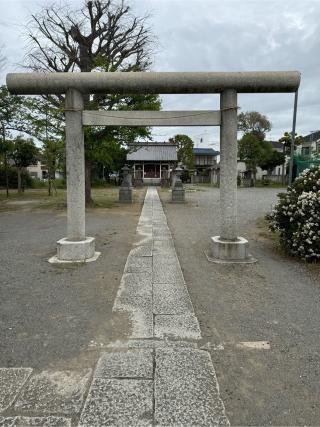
[0, 188, 146, 371]
[159, 186, 320, 426]
[1, 185, 320, 426]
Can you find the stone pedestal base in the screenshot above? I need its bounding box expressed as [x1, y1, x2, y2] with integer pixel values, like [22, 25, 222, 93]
[49, 236, 100, 263]
[172, 188, 185, 203]
[134, 179, 143, 188]
[207, 236, 256, 264]
[161, 178, 170, 188]
[119, 187, 133, 203]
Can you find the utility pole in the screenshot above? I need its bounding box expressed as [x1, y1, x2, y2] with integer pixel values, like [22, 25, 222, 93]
[2, 124, 9, 197]
[288, 90, 299, 186]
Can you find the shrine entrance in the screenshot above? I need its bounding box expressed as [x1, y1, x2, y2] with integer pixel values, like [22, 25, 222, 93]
[7, 71, 300, 263]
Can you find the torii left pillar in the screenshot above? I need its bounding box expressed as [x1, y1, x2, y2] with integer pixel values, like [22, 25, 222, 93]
[50, 88, 100, 263]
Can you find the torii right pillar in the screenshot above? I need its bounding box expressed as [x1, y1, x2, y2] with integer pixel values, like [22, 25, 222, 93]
[210, 89, 256, 263]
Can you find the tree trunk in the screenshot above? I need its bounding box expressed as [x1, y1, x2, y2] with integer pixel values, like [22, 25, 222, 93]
[2, 126, 9, 197]
[48, 168, 53, 196]
[85, 155, 93, 206]
[281, 145, 285, 184]
[17, 168, 22, 193]
[4, 153, 9, 197]
[48, 177, 52, 196]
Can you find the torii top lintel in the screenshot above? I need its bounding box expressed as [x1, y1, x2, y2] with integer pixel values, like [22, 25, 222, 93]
[6, 71, 300, 95]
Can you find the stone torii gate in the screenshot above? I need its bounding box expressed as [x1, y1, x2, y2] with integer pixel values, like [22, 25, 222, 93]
[7, 71, 300, 263]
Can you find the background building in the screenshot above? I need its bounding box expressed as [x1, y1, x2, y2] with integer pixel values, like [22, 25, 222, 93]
[193, 148, 219, 174]
[299, 130, 320, 157]
[127, 142, 178, 185]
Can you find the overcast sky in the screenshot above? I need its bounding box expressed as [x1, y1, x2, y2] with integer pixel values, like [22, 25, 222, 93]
[0, 0, 319, 149]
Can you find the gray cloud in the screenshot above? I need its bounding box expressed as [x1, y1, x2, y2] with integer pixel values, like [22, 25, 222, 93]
[1, 0, 319, 144]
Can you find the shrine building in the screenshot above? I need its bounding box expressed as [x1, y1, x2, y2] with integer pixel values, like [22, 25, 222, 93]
[127, 142, 178, 185]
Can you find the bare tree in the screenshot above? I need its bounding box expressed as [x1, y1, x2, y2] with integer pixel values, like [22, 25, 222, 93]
[26, 0, 156, 204]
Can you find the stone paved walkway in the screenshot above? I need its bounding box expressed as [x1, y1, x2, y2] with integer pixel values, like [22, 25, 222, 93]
[0, 187, 229, 426]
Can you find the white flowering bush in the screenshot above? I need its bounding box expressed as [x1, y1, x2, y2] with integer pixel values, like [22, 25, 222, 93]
[267, 166, 320, 262]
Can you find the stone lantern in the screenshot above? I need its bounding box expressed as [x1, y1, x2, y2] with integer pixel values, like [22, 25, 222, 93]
[172, 166, 185, 202]
[119, 165, 133, 203]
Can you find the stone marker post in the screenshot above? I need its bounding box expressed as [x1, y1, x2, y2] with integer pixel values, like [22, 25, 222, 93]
[210, 89, 253, 263]
[172, 166, 185, 203]
[134, 167, 143, 188]
[119, 165, 133, 203]
[54, 89, 98, 263]
[161, 169, 169, 188]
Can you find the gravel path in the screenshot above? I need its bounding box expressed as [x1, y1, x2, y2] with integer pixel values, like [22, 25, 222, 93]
[160, 186, 320, 426]
[0, 188, 230, 427]
[1, 186, 319, 426]
[0, 203, 143, 370]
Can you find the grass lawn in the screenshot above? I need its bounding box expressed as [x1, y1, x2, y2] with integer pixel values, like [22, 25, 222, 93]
[0, 186, 146, 211]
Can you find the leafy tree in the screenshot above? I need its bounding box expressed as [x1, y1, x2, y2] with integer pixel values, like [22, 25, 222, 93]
[26, 0, 161, 205]
[238, 133, 263, 178]
[0, 86, 33, 196]
[10, 136, 39, 193]
[23, 97, 65, 144]
[239, 133, 286, 178]
[238, 111, 272, 141]
[278, 131, 303, 155]
[0, 86, 32, 134]
[41, 139, 65, 195]
[169, 134, 195, 170]
[0, 137, 13, 197]
[258, 144, 285, 174]
[91, 137, 127, 178]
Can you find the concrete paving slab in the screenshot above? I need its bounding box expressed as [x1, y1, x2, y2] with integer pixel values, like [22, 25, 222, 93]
[79, 379, 153, 426]
[153, 282, 194, 315]
[152, 216, 167, 222]
[94, 349, 153, 379]
[153, 235, 172, 241]
[133, 234, 153, 247]
[125, 255, 152, 273]
[136, 225, 153, 236]
[138, 217, 153, 225]
[152, 223, 169, 228]
[0, 417, 15, 427]
[0, 417, 71, 427]
[14, 370, 91, 415]
[154, 314, 201, 339]
[152, 211, 167, 216]
[130, 245, 153, 257]
[153, 253, 180, 266]
[116, 272, 152, 297]
[113, 271, 153, 338]
[0, 368, 32, 413]
[152, 240, 176, 256]
[113, 295, 153, 339]
[106, 340, 198, 349]
[155, 348, 230, 426]
[152, 262, 185, 284]
[108, 187, 230, 425]
[153, 228, 171, 238]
